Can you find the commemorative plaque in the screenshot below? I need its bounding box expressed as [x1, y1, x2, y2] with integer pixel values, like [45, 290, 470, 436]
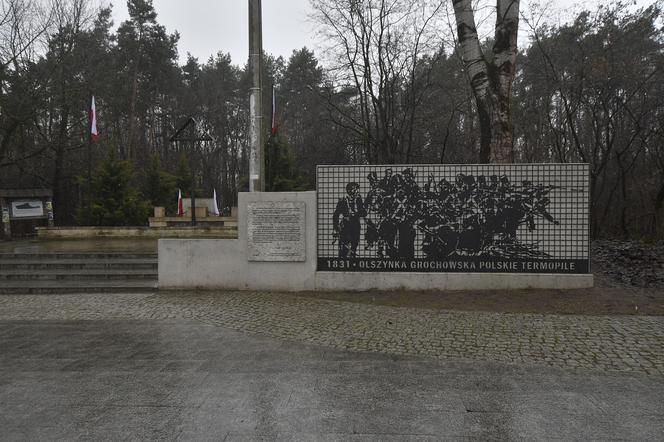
[317, 164, 590, 274]
[247, 201, 306, 261]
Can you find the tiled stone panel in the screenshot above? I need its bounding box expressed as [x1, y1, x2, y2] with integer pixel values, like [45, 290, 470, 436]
[317, 164, 589, 274]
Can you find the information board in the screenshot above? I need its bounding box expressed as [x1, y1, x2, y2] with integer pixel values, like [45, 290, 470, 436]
[11, 200, 44, 218]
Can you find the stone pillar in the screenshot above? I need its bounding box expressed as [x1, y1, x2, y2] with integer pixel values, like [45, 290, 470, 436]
[0, 198, 11, 239]
[248, 0, 264, 192]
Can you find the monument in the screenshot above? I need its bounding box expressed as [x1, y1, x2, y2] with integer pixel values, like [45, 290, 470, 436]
[158, 163, 593, 291]
[317, 164, 589, 275]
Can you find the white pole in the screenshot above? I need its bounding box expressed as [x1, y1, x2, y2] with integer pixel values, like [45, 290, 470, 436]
[248, 0, 264, 191]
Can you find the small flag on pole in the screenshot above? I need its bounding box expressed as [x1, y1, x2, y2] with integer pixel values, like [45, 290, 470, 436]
[90, 96, 99, 141]
[177, 189, 184, 216]
[271, 85, 277, 136]
[212, 189, 220, 216]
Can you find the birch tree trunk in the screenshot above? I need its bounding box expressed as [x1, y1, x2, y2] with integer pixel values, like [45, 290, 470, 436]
[452, 0, 519, 163]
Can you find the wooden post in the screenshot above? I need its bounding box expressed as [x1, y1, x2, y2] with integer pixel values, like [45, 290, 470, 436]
[0, 198, 11, 239]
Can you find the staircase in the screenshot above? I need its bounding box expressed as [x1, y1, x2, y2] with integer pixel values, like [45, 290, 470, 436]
[0, 252, 158, 294]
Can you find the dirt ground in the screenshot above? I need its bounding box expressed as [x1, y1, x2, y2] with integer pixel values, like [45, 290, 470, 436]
[290, 286, 664, 316]
[291, 255, 664, 316]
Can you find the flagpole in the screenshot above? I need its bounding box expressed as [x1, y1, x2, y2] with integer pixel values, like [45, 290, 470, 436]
[87, 93, 93, 218]
[266, 85, 272, 191]
[268, 84, 277, 191]
[189, 122, 197, 227]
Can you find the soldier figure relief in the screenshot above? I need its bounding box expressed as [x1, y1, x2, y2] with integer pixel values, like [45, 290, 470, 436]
[333, 182, 366, 258]
[332, 168, 570, 260]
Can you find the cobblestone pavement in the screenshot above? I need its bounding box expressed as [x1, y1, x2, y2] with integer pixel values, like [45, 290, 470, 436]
[1, 291, 663, 375]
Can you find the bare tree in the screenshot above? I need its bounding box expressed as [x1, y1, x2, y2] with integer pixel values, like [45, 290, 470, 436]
[0, 0, 52, 166]
[311, 0, 445, 164]
[452, 0, 520, 163]
[0, 0, 49, 71]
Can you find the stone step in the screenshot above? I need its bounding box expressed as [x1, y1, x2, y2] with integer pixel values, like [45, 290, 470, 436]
[0, 251, 159, 293]
[0, 269, 157, 281]
[0, 259, 157, 271]
[0, 253, 157, 260]
[0, 280, 158, 294]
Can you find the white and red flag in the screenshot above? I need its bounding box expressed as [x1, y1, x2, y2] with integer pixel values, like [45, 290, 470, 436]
[90, 96, 99, 141]
[177, 189, 184, 216]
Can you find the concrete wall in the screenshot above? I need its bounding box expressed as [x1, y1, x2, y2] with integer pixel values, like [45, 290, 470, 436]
[159, 191, 593, 291]
[159, 192, 317, 291]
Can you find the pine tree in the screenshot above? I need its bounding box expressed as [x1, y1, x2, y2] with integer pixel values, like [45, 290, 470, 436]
[175, 153, 192, 195]
[266, 135, 308, 191]
[76, 149, 150, 226]
[143, 154, 177, 212]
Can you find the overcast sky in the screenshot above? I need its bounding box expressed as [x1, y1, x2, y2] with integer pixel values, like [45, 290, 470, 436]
[110, 0, 315, 65]
[109, 0, 656, 67]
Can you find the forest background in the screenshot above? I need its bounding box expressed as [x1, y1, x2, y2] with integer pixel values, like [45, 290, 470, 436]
[0, 0, 662, 237]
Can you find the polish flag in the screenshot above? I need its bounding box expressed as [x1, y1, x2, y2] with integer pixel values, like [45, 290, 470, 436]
[90, 96, 99, 141]
[177, 189, 184, 216]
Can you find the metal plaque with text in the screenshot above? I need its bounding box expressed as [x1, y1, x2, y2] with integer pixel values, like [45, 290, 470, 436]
[247, 201, 306, 262]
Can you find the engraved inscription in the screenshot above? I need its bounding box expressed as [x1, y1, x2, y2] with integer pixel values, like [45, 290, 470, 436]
[247, 202, 306, 261]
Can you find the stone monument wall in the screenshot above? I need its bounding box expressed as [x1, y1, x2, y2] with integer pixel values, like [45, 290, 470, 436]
[159, 192, 317, 291]
[158, 164, 593, 291]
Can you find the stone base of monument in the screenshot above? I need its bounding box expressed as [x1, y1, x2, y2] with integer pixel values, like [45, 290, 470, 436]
[158, 191, 594, 291]
[315, 272, 593, 291]
[159, 192, 317, 291]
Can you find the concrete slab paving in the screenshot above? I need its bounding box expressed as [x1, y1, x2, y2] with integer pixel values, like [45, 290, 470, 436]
[0, 317, 663, 441]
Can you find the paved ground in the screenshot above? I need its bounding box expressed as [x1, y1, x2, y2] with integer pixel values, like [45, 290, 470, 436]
[2, 291, 663, 376]
[1, 291, 664, 440]
[1, 239, 663, 439]
[1, 317, 663, 441]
